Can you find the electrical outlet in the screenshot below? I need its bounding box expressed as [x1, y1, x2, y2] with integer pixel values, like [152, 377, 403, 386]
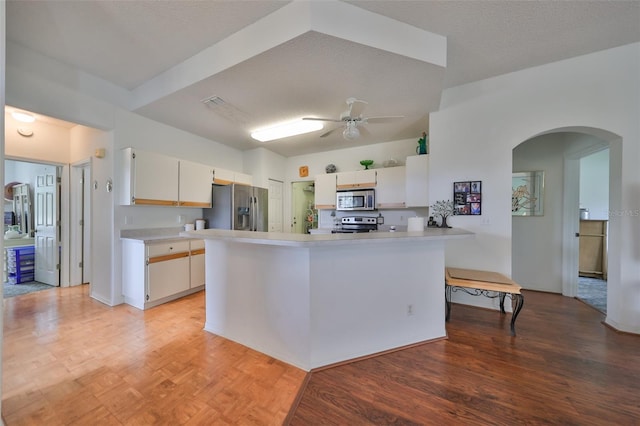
[481, 218, 491, 225]
[178, 215, 185, 224]
[407, 304, 413, 316]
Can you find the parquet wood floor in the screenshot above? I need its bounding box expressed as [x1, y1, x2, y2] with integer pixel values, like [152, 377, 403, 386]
[2, 286, 306, 425]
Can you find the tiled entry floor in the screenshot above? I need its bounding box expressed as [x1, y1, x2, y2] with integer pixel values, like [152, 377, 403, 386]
[577, 276, 607, 313]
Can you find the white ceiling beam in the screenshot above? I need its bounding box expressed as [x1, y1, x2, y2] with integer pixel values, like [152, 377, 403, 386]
[131, 0, 447, 111]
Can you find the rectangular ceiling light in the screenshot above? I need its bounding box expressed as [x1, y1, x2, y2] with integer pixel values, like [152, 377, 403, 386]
[251, 119, 323, 142]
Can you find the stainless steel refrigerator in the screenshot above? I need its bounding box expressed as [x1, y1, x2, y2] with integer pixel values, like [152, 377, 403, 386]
[202, 184, 268, 231]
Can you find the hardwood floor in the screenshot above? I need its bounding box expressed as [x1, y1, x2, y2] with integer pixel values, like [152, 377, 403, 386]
[289, 290, 640, 425]
[3, 286, 638, 425]
[2, 286, 305, 425]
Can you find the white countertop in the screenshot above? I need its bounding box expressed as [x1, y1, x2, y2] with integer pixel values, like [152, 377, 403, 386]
[120, 227, 201, 243]
[181, 227, 473, 247]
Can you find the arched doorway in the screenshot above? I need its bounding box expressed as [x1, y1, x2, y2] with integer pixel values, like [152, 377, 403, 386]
[511, 127, 621, 318]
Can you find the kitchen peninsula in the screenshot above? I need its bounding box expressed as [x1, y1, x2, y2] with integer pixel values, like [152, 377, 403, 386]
[182, 228, 473, 371]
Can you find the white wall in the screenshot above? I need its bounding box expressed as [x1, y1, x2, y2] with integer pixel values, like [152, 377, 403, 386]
[512, 134, 568, 293]
[431, 43, 640, 333]
[1, 2, 6, 414]
[243, 147, 287, 189]
[580, 149, 609, 220]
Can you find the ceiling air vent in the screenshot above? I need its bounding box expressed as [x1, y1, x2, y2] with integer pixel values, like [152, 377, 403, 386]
[202, 96, 226, 107]
[201, 96, 251, 125]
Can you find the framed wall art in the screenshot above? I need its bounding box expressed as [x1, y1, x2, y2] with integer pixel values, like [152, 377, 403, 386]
[512, 171, 544, 216]
[453, 180, 482, 215]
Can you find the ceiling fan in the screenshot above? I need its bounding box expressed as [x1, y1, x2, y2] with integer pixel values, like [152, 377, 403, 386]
[302, 97, 404, 140]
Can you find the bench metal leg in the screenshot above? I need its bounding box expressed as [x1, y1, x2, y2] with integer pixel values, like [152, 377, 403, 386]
[499, 292, 506, 313]
[510, 293, 525, 336]
[445, 284, 452, 321]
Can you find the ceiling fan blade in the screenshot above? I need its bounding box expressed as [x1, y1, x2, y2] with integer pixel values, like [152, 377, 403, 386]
[320, 126, 342, 138]
[348, 98, 367, 119]
[364, 116, 405, 124]
[358, 126, 372, 137]
[302, 117, 341, 122]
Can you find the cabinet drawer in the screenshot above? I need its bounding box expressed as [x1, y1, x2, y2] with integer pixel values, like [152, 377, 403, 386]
[190, 239, 205, 251]
[147, 241, 190, 257]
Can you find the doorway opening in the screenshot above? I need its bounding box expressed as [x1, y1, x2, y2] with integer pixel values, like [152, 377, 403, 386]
[577, 148, 609, 313]
[291, 181, 316, 234]
[4, 159, 62, 296]
[512, 130, 612, 314]
[3, 157, 91, 298]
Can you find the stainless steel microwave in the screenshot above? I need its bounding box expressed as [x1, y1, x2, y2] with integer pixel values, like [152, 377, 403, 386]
[336, 189, 376, 211]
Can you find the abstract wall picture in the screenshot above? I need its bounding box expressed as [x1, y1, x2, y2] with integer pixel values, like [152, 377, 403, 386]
[512, 171, 544, 216]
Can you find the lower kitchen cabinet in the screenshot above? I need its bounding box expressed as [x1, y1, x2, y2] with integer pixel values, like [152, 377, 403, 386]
[190, 240, 206, 288]
[122, 238, 205, 310]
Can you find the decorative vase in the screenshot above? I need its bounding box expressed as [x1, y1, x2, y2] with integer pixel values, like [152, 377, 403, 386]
[416, 132, 428, 155]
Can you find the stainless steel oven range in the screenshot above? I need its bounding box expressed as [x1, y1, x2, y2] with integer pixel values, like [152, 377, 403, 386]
[332, 216, 378, 233]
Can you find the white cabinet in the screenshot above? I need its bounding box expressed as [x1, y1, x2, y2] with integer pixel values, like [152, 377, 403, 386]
[234, 172, 253, 186]
[375, 166, 406, 209]
[213, 168, 253, 186]
[405, 155, 429, 207]
[314, 173, 337, 209]
[121, 148, 179, 206]
[148, 241, 190, 302]
[190, 240, 206, 288]
[179, 160, 213, 207]
[336, 169, 377, 189]
[122, 238, 205, 310]
[120, 148, 213, 207]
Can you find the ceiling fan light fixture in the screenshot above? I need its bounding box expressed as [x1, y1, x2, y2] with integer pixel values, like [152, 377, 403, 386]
[251, 119, 323, 142]
[343, 121, 359, 140]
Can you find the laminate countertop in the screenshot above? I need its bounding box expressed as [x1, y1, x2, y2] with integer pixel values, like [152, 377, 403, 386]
[120, 227, 201, 243]
[181, 227, 473, 248]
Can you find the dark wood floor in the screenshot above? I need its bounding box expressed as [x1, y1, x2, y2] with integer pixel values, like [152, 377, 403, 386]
[288, 291, 640, 425]
[3, 285, 638, 425]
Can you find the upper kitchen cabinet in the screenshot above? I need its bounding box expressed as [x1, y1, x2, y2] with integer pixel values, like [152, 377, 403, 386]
[336, 169, 377, 189]
[120, 148, 213, 207]
[120, 148, 179, 206]
[179, 160, 213, 207]
[375, 166, 406, 209]
[405, 155, 429, 207]
[213, 168, 253, 186]
[314, 173, 337, 209]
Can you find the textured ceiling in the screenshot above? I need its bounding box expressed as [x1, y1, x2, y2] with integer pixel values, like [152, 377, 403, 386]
[6, 0, 640, 157]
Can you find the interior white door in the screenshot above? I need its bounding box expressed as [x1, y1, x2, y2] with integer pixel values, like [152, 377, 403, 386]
[268, 179, 283, 232]
[70, 163, 91, 286]
[35, 173, 60, 286]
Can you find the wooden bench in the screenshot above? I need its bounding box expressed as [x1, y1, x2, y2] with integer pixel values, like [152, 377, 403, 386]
[445, 267, 524, 336]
